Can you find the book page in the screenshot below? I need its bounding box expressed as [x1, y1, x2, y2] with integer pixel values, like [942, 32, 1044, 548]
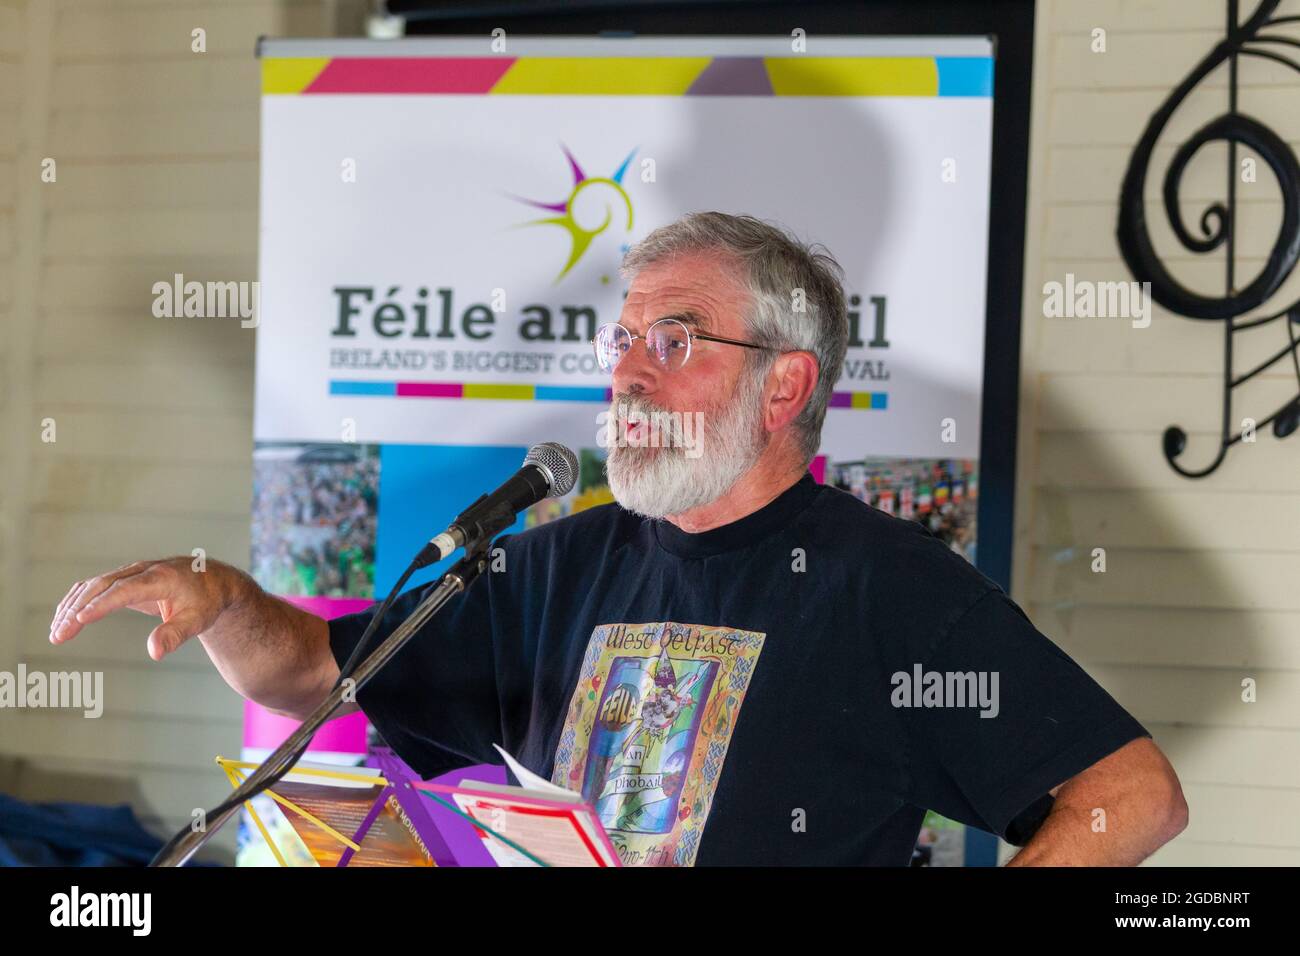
[452, 793, 609, 867]
[273, 779, 434, 867]
[492, 744, 575, 798]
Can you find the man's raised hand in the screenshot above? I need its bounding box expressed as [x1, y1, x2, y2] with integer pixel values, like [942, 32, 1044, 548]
[49, 557, 236, 661]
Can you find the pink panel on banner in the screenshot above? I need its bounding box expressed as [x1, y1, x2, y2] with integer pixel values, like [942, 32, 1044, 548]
[281, 595, 373, 619]
[810, 455, 826, 484]
[305, 57, 515, 95]
[242, 595, 374, 752]
[242, 700, 367, 753]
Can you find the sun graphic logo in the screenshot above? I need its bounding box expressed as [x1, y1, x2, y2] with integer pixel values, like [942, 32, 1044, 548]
[509, 144, 637, 284]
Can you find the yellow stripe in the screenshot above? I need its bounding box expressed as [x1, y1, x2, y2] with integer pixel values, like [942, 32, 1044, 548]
[850, 392, 875, 409]
[217, 756, 389, 787]
[262, 57, 331, 95]
[223, 764, 288, 867]
[765, 57, 938, 96]
[463, 383, 535, 401]
[492, 57, 711, 95]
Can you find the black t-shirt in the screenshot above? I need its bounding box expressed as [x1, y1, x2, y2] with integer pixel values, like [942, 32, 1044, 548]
[328, 472, 1148, 866]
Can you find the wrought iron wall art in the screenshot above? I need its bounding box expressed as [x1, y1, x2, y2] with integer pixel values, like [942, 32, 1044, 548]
[1117, 0, 1300, 478]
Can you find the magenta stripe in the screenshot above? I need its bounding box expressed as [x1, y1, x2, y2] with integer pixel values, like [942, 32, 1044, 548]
[397, 381, 463, 398]
[304, 57, 515, 94]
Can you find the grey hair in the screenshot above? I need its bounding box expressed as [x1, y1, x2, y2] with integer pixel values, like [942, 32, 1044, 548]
[619, 211, 849, 466]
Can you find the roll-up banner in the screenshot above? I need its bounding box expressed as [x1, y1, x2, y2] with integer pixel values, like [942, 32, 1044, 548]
[243, 36, 993, 866]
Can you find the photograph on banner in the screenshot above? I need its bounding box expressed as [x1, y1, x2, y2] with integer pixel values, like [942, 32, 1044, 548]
[826, 457, 978, 565]
[251, 442, 380, 598]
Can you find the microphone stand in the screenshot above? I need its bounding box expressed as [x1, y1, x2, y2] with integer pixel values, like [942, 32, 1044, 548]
[151, 535, 498, 867]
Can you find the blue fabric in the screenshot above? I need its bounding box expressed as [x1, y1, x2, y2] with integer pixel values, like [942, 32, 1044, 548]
[0, 793, 164, 866]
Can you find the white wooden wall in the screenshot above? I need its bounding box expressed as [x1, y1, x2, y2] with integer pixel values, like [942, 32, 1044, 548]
[0, 0, 365, 862]
[1017, 0, 1300, 864]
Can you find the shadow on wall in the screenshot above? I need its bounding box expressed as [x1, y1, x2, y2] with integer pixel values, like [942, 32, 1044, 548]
[1026, 375, 1290, 864]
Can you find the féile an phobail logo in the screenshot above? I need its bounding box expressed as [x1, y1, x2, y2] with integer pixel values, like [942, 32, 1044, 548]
[509, 144, 637, 283]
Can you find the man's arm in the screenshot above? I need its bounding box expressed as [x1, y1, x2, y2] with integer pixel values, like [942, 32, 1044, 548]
[1005, 737, 1188, 866]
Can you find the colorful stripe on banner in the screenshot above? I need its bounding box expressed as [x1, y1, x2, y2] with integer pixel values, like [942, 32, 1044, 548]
[330, 380, 614, 402]
[262, 56, 331, 94]
[765, 56, 938, 97]
[262, 56, 993, 97]
[828, 390, 889, 410]
[936, 56, 994, 97]
[330, 380, 887, 408]
[492, 57, 712, 95]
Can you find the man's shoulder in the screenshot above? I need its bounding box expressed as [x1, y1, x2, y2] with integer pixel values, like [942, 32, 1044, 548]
[805, 483, 996, 607]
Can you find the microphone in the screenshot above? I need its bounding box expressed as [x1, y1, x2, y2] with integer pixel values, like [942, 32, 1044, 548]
[416, 442, 579, 566]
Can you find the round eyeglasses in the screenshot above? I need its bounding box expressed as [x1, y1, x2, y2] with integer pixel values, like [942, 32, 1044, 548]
[592, 317, 777, 373]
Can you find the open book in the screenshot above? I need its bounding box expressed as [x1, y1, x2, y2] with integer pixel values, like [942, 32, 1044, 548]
[219, 745, 619, 867]
[413, 745, 619, 867]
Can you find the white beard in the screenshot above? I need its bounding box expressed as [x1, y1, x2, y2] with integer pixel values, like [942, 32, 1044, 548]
[606, 371, 768, 519]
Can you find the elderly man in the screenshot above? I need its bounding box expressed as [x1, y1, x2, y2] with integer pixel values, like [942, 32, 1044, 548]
[49, 212, 1186, 866]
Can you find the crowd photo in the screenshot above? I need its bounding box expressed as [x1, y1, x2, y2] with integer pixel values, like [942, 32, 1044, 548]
[250, 444, 381, 599]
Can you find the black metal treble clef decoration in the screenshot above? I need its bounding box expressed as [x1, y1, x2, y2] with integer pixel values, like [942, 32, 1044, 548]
[1117, 0, 1300, 477]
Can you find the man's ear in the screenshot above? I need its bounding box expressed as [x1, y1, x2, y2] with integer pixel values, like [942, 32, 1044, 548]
[765, 351, 820, 432]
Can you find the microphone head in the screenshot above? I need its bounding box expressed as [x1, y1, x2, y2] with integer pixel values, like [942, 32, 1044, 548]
[524, 442, 579, 498]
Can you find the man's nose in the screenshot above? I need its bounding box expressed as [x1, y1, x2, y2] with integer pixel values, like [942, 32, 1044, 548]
[611, 338, 660, 395]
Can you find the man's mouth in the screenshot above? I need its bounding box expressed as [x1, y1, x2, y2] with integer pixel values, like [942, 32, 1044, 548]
[624, 413, 648, 444]
[613, 399, 685, 451]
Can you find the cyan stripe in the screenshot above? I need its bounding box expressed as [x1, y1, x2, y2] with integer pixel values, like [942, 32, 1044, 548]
[936, 57, 993, 97]
[534, 385, 609, 402]
[330, 380, 396, 396]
